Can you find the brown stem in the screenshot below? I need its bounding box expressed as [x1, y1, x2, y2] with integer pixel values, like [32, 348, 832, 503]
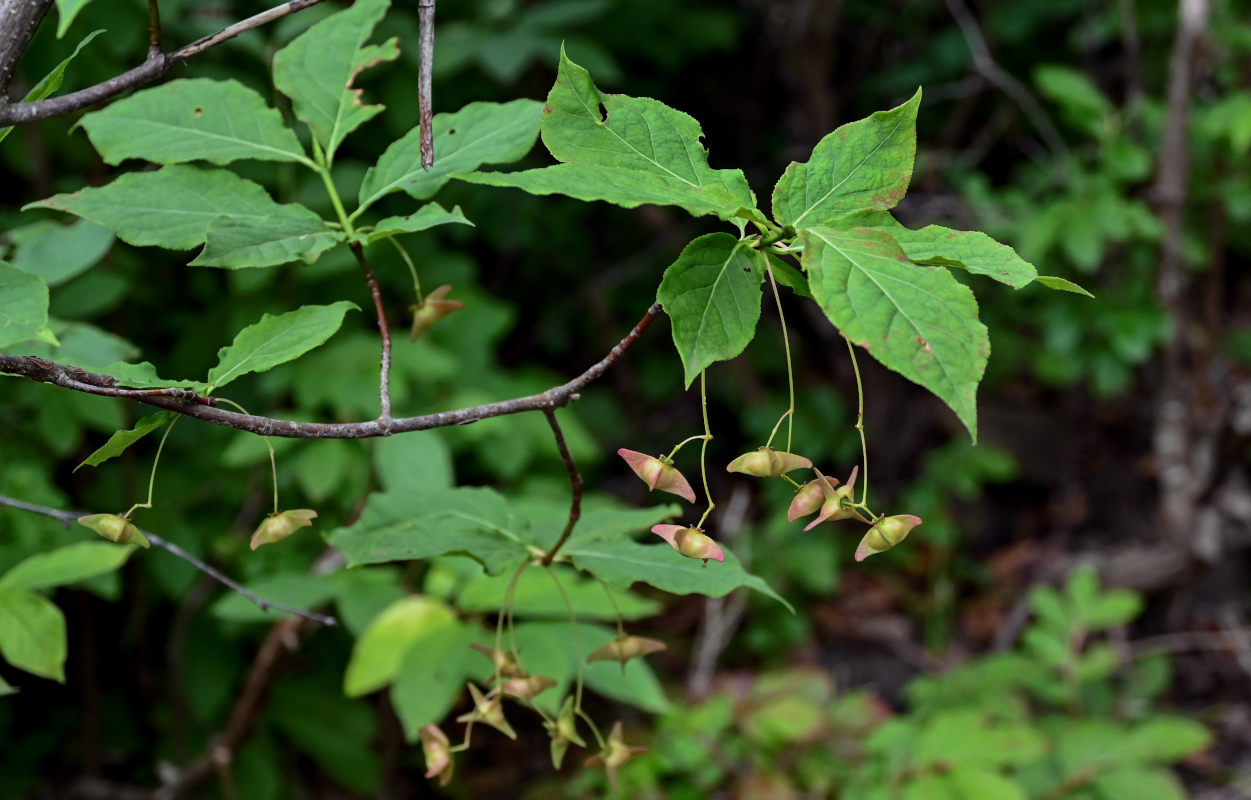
[418, 0, 435, 170]
[147, 0, 163, 58]
[1153, 0, 1210, 553]
[0, 303, 663, 439]
[0, 495, 337, 626]
[350, 242, 393, 425]
[540, 408, 583, 566]
[0, 0, 329, 125]
[0, 0, 52, 95]
[153, 617, 308, 800]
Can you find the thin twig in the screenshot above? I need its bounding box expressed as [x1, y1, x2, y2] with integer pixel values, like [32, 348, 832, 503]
[147, 0, 163, 58]
[418, 0, 435, 170]
[945, 0, 1071, 164]
[0, 495, 337, 626]
[0, 303, 663, 439]
[350, 242, 393, 425]
[0, 0, 329, 125]
[540, 408, 583, 566]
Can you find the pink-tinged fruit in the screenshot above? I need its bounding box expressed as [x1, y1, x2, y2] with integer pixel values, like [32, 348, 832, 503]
[584, 721, 647, 792]
[249, 508, 317, 550]
[797, 466, 861, 530]
[587, 635, 667, 672]
[618, 449, 697, 502]
[419, 724, 454, 786]
[652, 525, 725, 562]
[502, 675, 557, 701]
[727, 447, 813, 477]
[787, 475, 840, 521]
[547, 696, 587, 769]
[855, 514, 923, 562]
[409, 284, 464, 342]
[455, 683, 516, 740]
[469, 642, 525, 677]
[77, 514, 150, 549]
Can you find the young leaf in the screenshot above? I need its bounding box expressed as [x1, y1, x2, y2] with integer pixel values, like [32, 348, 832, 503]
[207, 301, 359, 389]
[0, 29, 104, 145]
[766, 252, 811, 298]
[343, 595, 458, 696]
[1036, 275, 1095, 297]
[0, 542, 136, 593]
[0, 674, 14, 695]
[27, 165, 310, 252]
[77, 79, 313, 167]
[54, 0, 93, 37]
[357, 100, 543, 212]
[272, 0, 397, 162]
[0, 261, 59, 348]
[656, 233, 763, 387]
[886, 224, 1039, 289]
[457, 47, 759, 222]
[361, 203, 473, 245]
[190, 211, 344, 269]
[0, 590, 66, 681]
[800, 226, 988, 441]
[772, 90, 921, 229]
[75, 411, 173, 471]
[325, 486, 530, 575]
[567, 537, 792, 611]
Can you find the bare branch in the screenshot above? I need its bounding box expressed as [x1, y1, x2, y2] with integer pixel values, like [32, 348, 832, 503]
[0, 495, 337, 627]
[0, 303, 664, 439]
[350, 242, 394, 426]
[153, 617, 309, 800]
[0, 0, 330, 126]
[418, 0, 435, 169]
[540, 408, 583, 566]
[945, 0, 1071, 164]
[0, 0, 53, 95]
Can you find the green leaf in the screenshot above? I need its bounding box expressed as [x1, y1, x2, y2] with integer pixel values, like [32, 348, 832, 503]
[886, 223, 1039, 289]
[657, 233, 763, 386]
[78, 79, 312, 167]
[454, 564, 661, 620]
[75, 411, 173, 471]
[27, 165, 309, 252]
[325, 486, 531, 574]
[357, 100, 543, 212]
[567, 537, 792, 611]
[560, 503, 681, 550]
[457, 47, 758, 221]
[272, 0, 397, 161]
[190, 210, 344, 269]
[0, 673, 15, 695]
[1120, 716, 1213, 763]
[0, 261, 59, 347]
[0, 589, 66, 681]
[946, 768, 1028, 800]
[343, 595, 457, 696]
[0, 29, 104, 144]
[390, 620, 478, 739]
[54, 0, 94, 38]
[766, 253, 811, 298]
[361, 203, 473, 245]
[800, 226, 988, 440]
[207, 301, 358, 389]
[77, 361, 199, 390]
[0, 542, 135, 593]
[1036, 275, 1095, 297]
[7, 218, 114, 287]
[1091, 767, 1186, 800]
[772, 89, 921, 228]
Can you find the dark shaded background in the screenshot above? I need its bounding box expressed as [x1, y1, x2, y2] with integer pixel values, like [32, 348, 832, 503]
[2, 0, 1250, 797]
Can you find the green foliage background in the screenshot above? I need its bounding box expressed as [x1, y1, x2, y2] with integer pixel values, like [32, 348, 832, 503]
[1, 0, 1248, 796]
